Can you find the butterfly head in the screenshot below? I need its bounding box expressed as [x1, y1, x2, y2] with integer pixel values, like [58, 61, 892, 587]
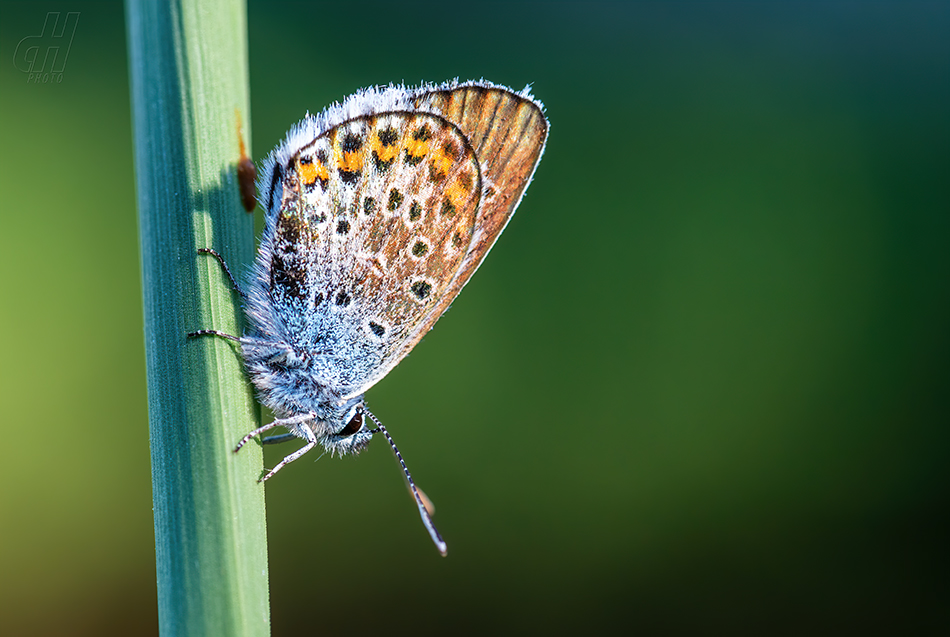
[320, 395, 374, 456]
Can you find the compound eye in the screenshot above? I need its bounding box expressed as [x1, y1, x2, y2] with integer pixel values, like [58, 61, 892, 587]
[338, 410, 363, 437]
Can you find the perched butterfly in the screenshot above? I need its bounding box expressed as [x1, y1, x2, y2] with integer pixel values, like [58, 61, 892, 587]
[192, 80, 548, 555]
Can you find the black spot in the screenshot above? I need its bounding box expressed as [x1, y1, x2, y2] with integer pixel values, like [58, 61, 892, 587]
[316, 150, 328, 163]
[403, 149, 424, 167]
[428, 163, 447, 183]
[378, 127, 399, 147]
[276, 213, 301, 245]
[411, 281, 432, 300]
[452, 232, 464, 247]
[440, 198, 457, 217]
[443, 141, 459, 158]
[369, 321, 385, 337]
[363, 197, 377, 214]
[456, 170, 473, 191]
[339, 168, 360, 185]
[299, 155, 313, 165]
[342, 132, 363, 152]
[409, 201, 422, 221]
[305, 174, 328, 192]
[314, 212, 327, 224]
[271, 254, 306, 300]
[313, 292, 324, 308]
[373, 151, 394, 172]
[336, 291, 351, 307]
[413, 125, 432, 141]
[388, 188, 403, 211]
[412, 241, 428, 257]
[336, 219, 350, 234]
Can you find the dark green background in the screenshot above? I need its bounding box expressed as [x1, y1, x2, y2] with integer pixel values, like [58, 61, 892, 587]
[1, 1, 947, 634]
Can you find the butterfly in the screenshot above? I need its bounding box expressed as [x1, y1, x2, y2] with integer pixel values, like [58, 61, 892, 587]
[192, 80, 548, 555]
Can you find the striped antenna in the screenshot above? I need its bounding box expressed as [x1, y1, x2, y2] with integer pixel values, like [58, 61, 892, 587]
[363, 407, 447, 557]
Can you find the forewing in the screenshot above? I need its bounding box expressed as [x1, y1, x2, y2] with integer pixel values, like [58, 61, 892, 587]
[374, 85, 549, 372]
[259, 111, 483, 394]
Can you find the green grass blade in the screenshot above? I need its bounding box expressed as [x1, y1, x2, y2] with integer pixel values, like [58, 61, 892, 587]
[126, 0, 269, 634]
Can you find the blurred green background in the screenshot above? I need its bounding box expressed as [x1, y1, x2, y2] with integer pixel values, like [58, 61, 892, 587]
[1, 1, 947, 634]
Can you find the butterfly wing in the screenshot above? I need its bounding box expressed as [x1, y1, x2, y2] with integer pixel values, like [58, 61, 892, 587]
[248, 82, 547, 397]
[391, 84, 549, 369]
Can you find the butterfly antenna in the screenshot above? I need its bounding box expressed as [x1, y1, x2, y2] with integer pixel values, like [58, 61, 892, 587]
[364, 408, 447, 557]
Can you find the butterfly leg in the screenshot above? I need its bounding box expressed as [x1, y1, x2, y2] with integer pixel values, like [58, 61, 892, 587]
[234, 411, 317, 452]
[261, 433, 297, 445]
[197, 247, 248, 302]
[259, 424, 318, 483]
[188, 249, 246, 340]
